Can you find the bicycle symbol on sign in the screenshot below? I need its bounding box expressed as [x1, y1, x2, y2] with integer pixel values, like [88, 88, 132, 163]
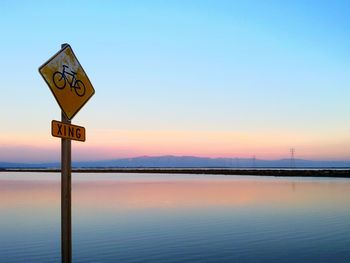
[52, 65, 86, 97]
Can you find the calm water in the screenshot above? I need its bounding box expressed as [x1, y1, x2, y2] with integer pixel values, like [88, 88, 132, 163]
[0, 172, 350, 263]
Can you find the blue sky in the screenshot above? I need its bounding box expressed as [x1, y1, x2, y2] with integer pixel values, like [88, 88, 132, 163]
[1, 0, 350, 162]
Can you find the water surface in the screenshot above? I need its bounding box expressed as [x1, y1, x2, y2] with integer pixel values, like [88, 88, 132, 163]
[1, 172, 350, 262]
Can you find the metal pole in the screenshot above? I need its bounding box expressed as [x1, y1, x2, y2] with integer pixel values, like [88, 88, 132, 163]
[61, 44, 72, 263]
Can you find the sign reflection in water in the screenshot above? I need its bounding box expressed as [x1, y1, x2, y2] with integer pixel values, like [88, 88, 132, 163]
[0, 173, 350, 263]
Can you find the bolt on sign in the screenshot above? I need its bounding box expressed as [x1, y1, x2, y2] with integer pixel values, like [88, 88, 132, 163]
[51, 120, 86, 142]
[39, 44, 95, 120]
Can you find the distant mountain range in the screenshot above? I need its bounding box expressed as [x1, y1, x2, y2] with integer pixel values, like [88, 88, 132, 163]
[1, 155, 350, 169]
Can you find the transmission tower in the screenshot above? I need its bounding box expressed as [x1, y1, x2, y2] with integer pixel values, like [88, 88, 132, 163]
[290, 148, 295, 168]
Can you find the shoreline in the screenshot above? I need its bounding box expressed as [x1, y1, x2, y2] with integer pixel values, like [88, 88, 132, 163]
[1, 168, 350, 178]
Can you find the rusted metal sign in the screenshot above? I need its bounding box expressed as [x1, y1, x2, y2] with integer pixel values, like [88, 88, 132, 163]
[39, 45, 95, 120]
[51, 120, 86, 142]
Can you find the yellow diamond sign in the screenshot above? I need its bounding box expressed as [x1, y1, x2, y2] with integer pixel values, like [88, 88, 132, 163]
[39, 45, 95, 120]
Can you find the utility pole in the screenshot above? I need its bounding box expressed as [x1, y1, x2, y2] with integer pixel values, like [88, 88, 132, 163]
[290, 148, 295, 169]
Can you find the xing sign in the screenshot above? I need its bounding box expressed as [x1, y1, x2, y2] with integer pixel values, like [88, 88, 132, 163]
[39, 45, 95, 120]
[51, 120, 86, 142]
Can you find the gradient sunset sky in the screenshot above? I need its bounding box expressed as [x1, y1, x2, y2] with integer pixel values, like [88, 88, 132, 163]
[1, 0, 350, 162]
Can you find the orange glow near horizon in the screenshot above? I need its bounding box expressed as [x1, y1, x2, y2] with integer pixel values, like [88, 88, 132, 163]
[1, 128, 350, 162]
[64, 129, 350, 161]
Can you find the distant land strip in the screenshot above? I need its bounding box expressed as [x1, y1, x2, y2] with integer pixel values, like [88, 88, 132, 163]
[1, 168, 350, 178]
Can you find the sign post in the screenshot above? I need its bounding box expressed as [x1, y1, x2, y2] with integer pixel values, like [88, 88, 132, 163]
[61, 111, 72, 263]
[39, 43, 95, 263]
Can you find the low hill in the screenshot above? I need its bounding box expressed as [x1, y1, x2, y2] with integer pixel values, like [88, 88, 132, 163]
[1, 155, 350, 169]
